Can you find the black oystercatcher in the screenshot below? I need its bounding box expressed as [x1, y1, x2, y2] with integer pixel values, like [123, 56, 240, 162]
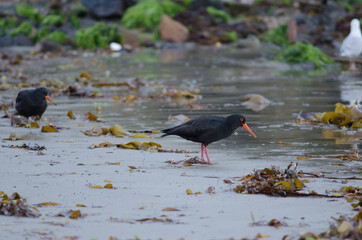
[15, 87, 56, 119]
[161, 114, 256, 164]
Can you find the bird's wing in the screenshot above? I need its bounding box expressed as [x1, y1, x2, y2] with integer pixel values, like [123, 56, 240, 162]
[161, 119, 194, 134]
[340, 35, 362, 56]
[180, 117, 223, 137]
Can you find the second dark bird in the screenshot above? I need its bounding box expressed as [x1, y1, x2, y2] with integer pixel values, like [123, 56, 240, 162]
[15, 87, 56, 119]
[161, 114, 256, 164]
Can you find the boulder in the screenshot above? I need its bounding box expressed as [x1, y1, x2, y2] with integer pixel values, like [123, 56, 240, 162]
[12, 34, 33, 46]
[0, 36, 12, 47]
[0, 34, 33, 47]
[119, 27, 141, 49]
[82, 0, 136, 18]
[189, 0, 227, 12]
[36, 39, 63, 53]
[159, 15, 189, 43]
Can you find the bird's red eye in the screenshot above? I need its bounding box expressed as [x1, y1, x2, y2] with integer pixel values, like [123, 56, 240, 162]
[240, 118, 244, 122]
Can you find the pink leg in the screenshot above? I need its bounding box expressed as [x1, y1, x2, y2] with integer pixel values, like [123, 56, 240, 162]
[204, 145, 219, 165]
[200, 144, 207, 163]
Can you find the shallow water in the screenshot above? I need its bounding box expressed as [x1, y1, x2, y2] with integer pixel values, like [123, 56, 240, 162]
[0, 46, 361, 239]
[5, 46, 360, 171]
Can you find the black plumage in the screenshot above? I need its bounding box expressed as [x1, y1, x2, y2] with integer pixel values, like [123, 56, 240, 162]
[161, 114, 256, 164]
[15, 87, 56, 119]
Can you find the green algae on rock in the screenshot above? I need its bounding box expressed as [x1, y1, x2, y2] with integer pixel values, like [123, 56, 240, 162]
[224, 31, 237, 42]
[9, 21, 33, 37]
[275, 42, 333, 69]
[75, 23, 123, 49]
[35, 27, 50, 42]
[15, 2, 43, 22]
[122, 0, 183, 31]
[206, 6, 232, 22]
[41, 15, 66, 27]
[44, 31, 68, 44]
[69, 13, 81, 28]
[261, 24, 288, 47]
[0, 17, 17, 31]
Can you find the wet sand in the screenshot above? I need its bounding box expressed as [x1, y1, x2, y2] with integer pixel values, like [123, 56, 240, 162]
[0, 47, 360, 239]
[0, 122, 358, 240]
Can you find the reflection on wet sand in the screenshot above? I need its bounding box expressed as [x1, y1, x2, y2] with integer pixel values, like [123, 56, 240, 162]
[322, 128, 362, 145]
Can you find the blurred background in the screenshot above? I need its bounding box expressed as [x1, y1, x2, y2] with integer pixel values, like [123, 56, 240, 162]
[0, 0, 360, 52]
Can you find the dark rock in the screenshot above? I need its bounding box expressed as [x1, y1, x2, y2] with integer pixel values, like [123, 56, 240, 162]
[175, 10, 266, 45]
[12, 34, 33, 46]
[82, 0, 122, 18]
[82, 0, 136, 18]
[234, 36, 261, 53]
[189, 0, 227, 12]
[290, 1, 345, 45]
[294, 12, 308, 25]
[36, 39, 63, 53]
[299, 0, 328, 12]
[49, 0, 62, 11]
[0, 11, 7, 18]
[313, 32, 334, 46]
[0, 36, 12, 47]
[123, 0, 136, 8]
[225, 1, 253, 16]
[226, 21, 267, 38]
[174, 10, 216, 44]
[174, 10, 214, 33]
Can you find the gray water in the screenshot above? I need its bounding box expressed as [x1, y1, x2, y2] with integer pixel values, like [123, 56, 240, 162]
[2, 46, 361, 175]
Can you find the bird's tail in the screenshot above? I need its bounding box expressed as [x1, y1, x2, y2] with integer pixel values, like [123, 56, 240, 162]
[160, 127, 173, 137]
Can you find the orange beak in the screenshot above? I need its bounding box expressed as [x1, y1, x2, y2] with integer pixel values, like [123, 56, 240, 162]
[45, 95, 56, 105]
[243, 123, 256, 138]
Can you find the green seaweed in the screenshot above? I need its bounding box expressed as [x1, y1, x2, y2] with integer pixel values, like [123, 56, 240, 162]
[35, 27, 50, 42]
[44, 31, 68, 44]
[341, 1, 354, 11]
[75, 23, 123, 49]
[10, 21, 33, 37]
[0, 17, 17, 31]
[15, 3, 43, 21]
[334, 0, 362, 12]
[261, 24, 288, 47]
[69, 2, 85, 28]
[72, 2, 88, 16]
[41, 15, 65, 26]
[151, 30, 161, 42]
[256, 0, 292, 4]
[282, 0, 292, 4]
[70, 13, 81, 28]
[225, 31, 237, 42]
[206, 6, 232, 22]
[161, 0, 184, 16]
[15, 3, 34, 17]
[183, 0, 193, 8]
[275, 42, 333, 69]
[122, 0, 183, 31]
